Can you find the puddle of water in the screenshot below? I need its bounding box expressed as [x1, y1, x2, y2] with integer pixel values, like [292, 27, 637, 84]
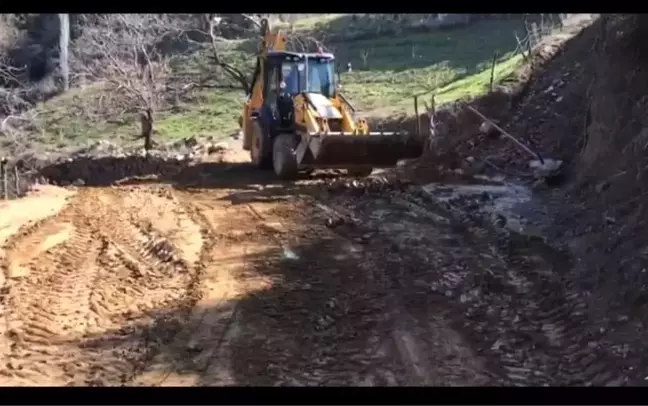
[474, 174, 506, 183]
[421, 181, 540, 236]
[282, 245, 300, 260]
[422, 183, 530, 208]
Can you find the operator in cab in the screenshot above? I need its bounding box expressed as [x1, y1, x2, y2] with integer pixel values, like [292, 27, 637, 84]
[281, 63, 300, 95]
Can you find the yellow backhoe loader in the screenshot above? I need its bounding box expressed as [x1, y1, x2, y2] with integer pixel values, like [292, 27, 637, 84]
[240, 19, 425, 180]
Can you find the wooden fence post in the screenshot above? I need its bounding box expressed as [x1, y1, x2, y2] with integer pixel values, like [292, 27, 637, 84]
[489, 52, 498, 92]
[13, 165, 20, 198]
[1, 158, 7, 200]
[414, 95, 420, 136]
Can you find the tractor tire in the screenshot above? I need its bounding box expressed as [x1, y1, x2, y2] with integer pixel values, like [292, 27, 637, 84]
[347, 167, 373, 177]
[273, 133, 299, 180]
[250, 120, 272, 170]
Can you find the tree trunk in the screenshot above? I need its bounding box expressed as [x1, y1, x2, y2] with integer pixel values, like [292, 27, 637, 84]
[1, 158, 7, 200]
[140, 109, 154, 151]
[58, 13, 70, 92]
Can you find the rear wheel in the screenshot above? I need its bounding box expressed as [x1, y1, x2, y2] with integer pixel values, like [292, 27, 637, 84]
[347, 167, 373, 177]
[250, 120, 272, 169]
[273, 133, 299, 180]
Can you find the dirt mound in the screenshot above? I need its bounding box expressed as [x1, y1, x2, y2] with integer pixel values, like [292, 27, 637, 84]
[38, 155, 190, 186]
[371, 16, 596, 184]
[393, 14, 648, 374]
[380, 15, 595, 185]
[0, 137, 239, 190]
[553, 15, 648, 321]
[481, 14, 648, 375]
[478, 14, 648, 321]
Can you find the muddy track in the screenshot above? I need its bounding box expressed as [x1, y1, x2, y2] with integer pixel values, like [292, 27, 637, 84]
[0, 187, 203, 386]
[113, 178, 491, 387]
[325, 186, 628, 386]
[130, 187, 274, 386]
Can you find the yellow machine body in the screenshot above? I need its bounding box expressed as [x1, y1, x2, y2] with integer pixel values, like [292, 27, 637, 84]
[240, 19, 424, 178]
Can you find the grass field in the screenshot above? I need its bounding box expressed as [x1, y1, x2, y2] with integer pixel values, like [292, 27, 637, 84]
[16, 14, 541, 151]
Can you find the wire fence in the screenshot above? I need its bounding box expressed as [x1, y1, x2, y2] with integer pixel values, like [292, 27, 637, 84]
[513, 14, 597, 59]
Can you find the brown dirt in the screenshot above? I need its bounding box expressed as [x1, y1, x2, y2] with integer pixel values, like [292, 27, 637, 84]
[0, 185, 202, 386]
[368, 13, 648, 385]
[0, 146, 632, 385]
[0, 149, 498, 386]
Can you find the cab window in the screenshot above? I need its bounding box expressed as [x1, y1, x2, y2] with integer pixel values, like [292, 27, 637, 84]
[281, 62, 301, 94]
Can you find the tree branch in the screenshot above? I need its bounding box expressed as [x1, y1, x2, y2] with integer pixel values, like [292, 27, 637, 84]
[208, 16, 249, 92]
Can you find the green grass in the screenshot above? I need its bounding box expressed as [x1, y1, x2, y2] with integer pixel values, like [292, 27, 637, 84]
[435, 55, 523, 102]
[342, 54, 524, 115]
[155, 90, 242, 140]
[22, 15, 540, 150]
[28, 84, 127, 148]
[331, 17, 530, 115]
[24, 83, 243, 151]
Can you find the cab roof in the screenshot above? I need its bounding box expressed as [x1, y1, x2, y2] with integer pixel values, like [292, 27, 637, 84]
[266, 51, 335, 60]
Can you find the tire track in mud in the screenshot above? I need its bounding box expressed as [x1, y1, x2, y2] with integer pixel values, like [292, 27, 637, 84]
[130, 190, 244, 386]
[231, 205, 392, 386]
[131, 188, 280, 386]
[0, 186, 203, 386]
[309, 195, 492, 386]
[130, 186, 397, 386]
[489, 238, 626, 386]
[160, 183, 490, 387]
[327, 187, 627, 386]
[225, 200, 398, 386]
[2, 191, 104, 385]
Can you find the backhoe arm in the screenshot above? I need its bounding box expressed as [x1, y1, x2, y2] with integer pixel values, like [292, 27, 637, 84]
[248, 19, 287, 110]
[243, 18, 288, 150]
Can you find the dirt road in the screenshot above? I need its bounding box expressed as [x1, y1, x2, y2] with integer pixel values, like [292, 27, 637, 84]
[0, 150, 630, 386]
[0, 159, 492, 386]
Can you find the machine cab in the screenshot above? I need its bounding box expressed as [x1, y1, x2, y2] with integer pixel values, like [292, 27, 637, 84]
[264, 51, 336, 98]
[262, 51, 337, 129]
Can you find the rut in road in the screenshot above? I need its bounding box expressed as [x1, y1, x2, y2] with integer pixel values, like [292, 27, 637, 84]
[0, 186, 204, 386]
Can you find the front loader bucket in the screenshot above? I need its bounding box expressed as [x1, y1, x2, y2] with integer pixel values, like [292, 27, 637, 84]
[298, 132, 425, 168]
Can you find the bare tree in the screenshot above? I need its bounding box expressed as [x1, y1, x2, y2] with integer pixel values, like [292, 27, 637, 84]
[0, 88, 36, 149]
[207, 15, 251, 93]
[72, 14, 178, 150]
[0, 55, 23, 89]
[359, 49, 371, 68]
[0, 50, 38, 152]
[282, 23, 329, 54]
[206, 14, 330, 94]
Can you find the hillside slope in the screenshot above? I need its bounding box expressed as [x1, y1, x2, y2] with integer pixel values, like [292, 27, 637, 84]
[0, 14, 563, 157]
[407, 13, 648, 378]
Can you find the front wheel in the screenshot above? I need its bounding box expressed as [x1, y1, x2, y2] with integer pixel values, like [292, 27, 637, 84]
[273, 133, 299, 180]
[250, 120, 272, 170]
